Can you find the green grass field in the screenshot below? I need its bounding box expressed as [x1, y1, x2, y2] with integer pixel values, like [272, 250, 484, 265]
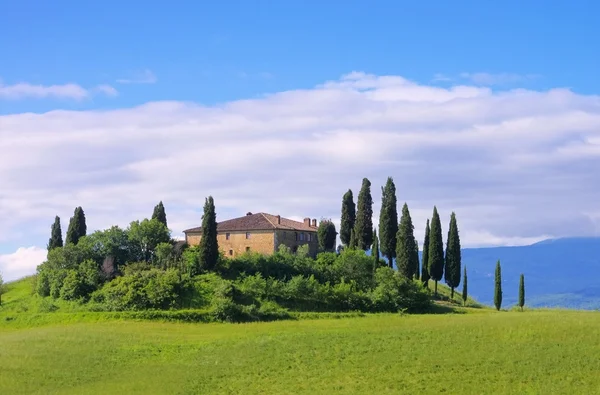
[2, 278, 600, 394]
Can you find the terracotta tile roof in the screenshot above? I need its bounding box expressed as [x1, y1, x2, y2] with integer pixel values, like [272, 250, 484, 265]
[183, 212, 318, 233]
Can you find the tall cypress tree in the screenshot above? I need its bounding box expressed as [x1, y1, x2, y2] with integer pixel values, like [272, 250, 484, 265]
[199, 196, 219, 271]
[421, 219, 431, 286]
[444, 212, 462, 298]
[47, 216, 63, 250]
[372, 228, 380, 273]
[378, 177, 398, 268]
[354, 178, 373, 250]
[66, 207, 87, 245]
[428, 207, 444, 295]
[396, 203, 417, 279]
[152, 201, 168, 228]
[340, 190, 356, 246]
[518, 273, 525, 312]
[413, 240, 420, 280]
[494, 260, 502, 311]
[462, 266, 468, 306]
[348, 228, 357, 249]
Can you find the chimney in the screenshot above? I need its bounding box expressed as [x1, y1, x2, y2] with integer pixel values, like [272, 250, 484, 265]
[246, 212, 253, 216]
[304, 217, 311, 226]
[312, 219, 317, 227]
[276, 215, 281, 224]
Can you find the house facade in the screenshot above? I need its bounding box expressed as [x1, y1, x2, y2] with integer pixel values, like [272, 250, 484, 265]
[183, 212, 319, 258]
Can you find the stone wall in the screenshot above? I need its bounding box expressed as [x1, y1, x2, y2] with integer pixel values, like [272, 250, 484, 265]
[185, 230, 276, 258]
[274, 229, 319, 257]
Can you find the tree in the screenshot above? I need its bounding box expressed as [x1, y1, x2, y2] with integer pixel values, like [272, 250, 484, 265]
[66, 207, 87, 245]
[428, 207, 444, 295]
[199, 196, 219, 271]
[152, 201, 168, 229]
[47, 216, 63, 250]
[462, 266, 468, 306]
[0, 271, 4, 306]
[494, 260, 502, 311]
[518, 273, 525, 311]
[317, 219, 337, 252]
[372, 228, 380, 273]
[444, 212, 462, 298]
[354, 178, 373, 250]
[421, 219, 431, 286]
[378, 177, 398, 268]
[128, 219, 171, 262]
[340, 190, 356, 246]
[396, 203, 418, 279]
[413, 240, 420, 280]
[349, 228, 357, 249]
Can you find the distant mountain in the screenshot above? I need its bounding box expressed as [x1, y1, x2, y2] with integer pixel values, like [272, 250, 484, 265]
[459, 237, 600, 310]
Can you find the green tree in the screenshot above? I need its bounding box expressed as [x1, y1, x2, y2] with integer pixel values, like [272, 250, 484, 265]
[372, 228, 380, 273]
[348, 228, 357, 249]
[494, 260, 502, 311]
[66, 207, 87, 245]
[128, 218, 171, 262]
[378, 177, 398, 268]
[413, 240, 420, 280]
[340, 189, 356, 246]
[199, 196, 219, 271]
[354, 178, 373, 250]
[421, 219, 431, 286]
[396, 203, 418, 279]
[0, 271, 4, 306]
[428, 207, 444, 295]
[152, 201, 168, 229]
[444, 212, 462, 298]
[317, 219, 337, 252]
[462, 266, 468, 306]
[518, 273, 525, 311]
[47, 215, 63, 250]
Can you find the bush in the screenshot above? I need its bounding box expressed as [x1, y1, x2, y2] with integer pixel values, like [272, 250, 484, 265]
[370, 267, 431, 312]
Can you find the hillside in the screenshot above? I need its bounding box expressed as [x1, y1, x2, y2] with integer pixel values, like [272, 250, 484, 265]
[461, 237, 600, 310]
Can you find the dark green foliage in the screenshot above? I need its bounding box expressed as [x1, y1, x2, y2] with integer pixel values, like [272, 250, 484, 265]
[372, 229, 380, 274]
[152, 201, 168, 228]
[199, 196, 219, 271]
[518, 273, 525, 311]
[396, 203, 418, 279]
[317, 219, 337, 252]
[462, 266, 468, 306]
[413, 240, 420, 280]
[428, 207, 444, 295]
[128, 219, 171, 262]
[0, 272, 4, 305]
[354, 178, 373, 250]
[494, 260, 502, 311]
[348, 228, 357, 249]
[421, 219, 431, 286]
[66, 207, 87, 245]
[378, 177, 398, 268]
[444, 212, 461, 298]
[340, 189, 356, 246]
[47, 216, 63, 250]
[370, 267, 431, 312]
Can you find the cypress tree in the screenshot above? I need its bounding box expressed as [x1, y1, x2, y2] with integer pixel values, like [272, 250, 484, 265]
[317, 219, 337, 252]
[65, 207, 87, 245]
[428, 207, 444, 295]
[444, 212, 462, 298]
[462, 266, 468, 306]
[372, 228, 380, 273]
[354, 178, 373, 250]
[421, 219, 431, 286]
[378, 177, 398, 268]
[494, 260, 502, 311]
[413, 240, 420, 280]
[152, 201, 168, 228]
[396, 203, 417, 279]
[199, 196, 219, 271]
[47, 216, 63, 250]
[518, 273, 525, 312]
[340, 190, 356, 246]
[348, 228, 357, 249]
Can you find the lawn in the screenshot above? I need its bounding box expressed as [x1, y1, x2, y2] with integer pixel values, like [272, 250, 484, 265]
[2, 309, 600, 394]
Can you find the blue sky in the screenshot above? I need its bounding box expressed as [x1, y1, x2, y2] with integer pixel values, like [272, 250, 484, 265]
[1, 1, 600, 280]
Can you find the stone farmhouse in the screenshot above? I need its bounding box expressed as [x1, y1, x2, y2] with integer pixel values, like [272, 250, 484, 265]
[183, 212, 319, 258]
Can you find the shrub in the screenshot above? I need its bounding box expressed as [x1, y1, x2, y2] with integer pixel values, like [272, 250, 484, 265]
[370, 267, 431, 312]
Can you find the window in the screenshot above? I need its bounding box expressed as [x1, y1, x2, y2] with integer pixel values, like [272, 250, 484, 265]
[246, 246, 251, 252]
[226, 233, 230, 240]
[228, 249, 233, 256]
[246, 232, 251, 239]
[307, 233, 311, 242]
[295, 232, 298, 241]
[299, 233, 304, 241]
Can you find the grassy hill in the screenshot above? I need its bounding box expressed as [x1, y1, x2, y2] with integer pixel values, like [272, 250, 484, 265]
[2, 277, 600, 394]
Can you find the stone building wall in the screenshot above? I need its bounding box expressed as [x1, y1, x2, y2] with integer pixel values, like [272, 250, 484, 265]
[185, 230, 276, 257]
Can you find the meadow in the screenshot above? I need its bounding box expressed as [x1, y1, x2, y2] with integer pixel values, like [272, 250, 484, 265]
[2, 279, 600, 394]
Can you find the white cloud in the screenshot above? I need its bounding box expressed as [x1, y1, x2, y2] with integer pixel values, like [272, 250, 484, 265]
[2, 71, 600, 280]
[0, 247, 47, 282]
[116, 69, 157, 84]
[460, 72, 540, 86]
[0, 80, 118, 100]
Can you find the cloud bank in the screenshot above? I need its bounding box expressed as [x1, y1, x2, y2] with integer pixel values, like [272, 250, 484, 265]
[0, 80, 118, 100]
[1, 71, 600, 280]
